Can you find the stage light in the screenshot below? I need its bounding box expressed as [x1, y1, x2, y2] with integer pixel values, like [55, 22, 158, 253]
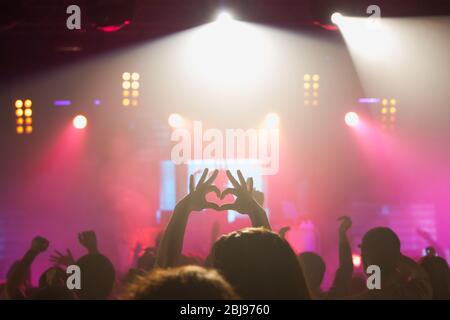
[216, 11, 233, 23]
[345, 112, 359, 127]
[54, 100, 72, 107]
[122, 81, 131, 90]
[86, 0, 135, 32]
[14, 98, 32, 134]
[352, 254, 362, 267]
[122, 72, 131, 81]
[168, 113, 183, 128]
[131, 81, 140, 89]
[73, 115, 87, 129]
[122, 72, 139, 106]
[265, 113, 280, 128]
[331, 12, 343, 25]
[131, 72, 140, 81]
[304, 73, 320, 106]
[379, 98, 397, 130]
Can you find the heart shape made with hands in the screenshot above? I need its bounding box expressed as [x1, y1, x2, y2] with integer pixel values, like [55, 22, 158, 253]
[190, 168, 263, 212]
[204, 186, 239, 211]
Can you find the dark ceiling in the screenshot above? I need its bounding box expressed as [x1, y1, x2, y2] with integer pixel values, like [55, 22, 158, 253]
[1, 0, 449, 81]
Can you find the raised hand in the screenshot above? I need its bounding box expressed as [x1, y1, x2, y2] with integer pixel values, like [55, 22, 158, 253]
[246, 178, 265, 206]
[78, 230, 98, 253]
[338, 216, 352, 234]
[179, 168, 221, 212]
[220, 170, 271, 229]
[50, 249, 75, 266]
[30, 236, 49, 254]
[219, 170, 261, 215]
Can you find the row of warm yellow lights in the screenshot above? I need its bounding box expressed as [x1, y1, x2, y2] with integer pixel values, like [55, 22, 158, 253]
[304, 74, 320, 89]
[122, 72, 140, 106]
[380, 99, 397, 115]
[17, 125, 33, 134]
[15, 99, 33, 134]
[15, 99, 32, 108]
[122, 98, 139, 107]
[304, 74, 319, 106]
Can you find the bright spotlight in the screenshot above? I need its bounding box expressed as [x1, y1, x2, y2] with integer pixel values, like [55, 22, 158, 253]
[73, 115, 87, 129]
[331, 12, 343, 25]
[168, 113, 183, 128]
[216, 11, 233, 23]
[352, 254, 362, 267]
[345, 112, 359, 127]
[265, 113, 280, 128]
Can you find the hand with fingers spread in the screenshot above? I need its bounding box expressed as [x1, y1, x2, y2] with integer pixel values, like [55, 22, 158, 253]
[220, 170, 261, 215]
[50, 249, 75, 266]
[78, 230, 98, 254]
[179, 168, 221, 212]
[220, 170, 271, 229]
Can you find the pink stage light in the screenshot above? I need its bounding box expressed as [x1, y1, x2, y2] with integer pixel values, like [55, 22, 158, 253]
[73, 115, 87, 129]
[345, 112, 359, 127]
[352, 253, 362, 267]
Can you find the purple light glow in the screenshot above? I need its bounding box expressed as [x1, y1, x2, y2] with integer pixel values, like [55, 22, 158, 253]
[54, 100, 72, 106]
[358, 98, 381, 104]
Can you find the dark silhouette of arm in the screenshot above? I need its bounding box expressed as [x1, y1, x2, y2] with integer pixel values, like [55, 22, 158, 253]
[155, 169, 220, 268]
[328, 216, 353, 299]
[6, 236, 49, 299]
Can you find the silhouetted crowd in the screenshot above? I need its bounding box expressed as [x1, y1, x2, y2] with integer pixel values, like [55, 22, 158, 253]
[1, 169, 449, 300]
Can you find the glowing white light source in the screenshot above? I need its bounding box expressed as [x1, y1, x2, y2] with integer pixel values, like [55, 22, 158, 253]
[265, 113, 280, 128]
[352, 254, 362, 267]
[331, 12, 343, 25]
[73, 115, 87, 129]
[184, 18, 272, 92]
[345, 112, 359, 127]
[337, 16, 392, 62]
[168, 113, 183, 128]
[216, 11, 233, 23]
